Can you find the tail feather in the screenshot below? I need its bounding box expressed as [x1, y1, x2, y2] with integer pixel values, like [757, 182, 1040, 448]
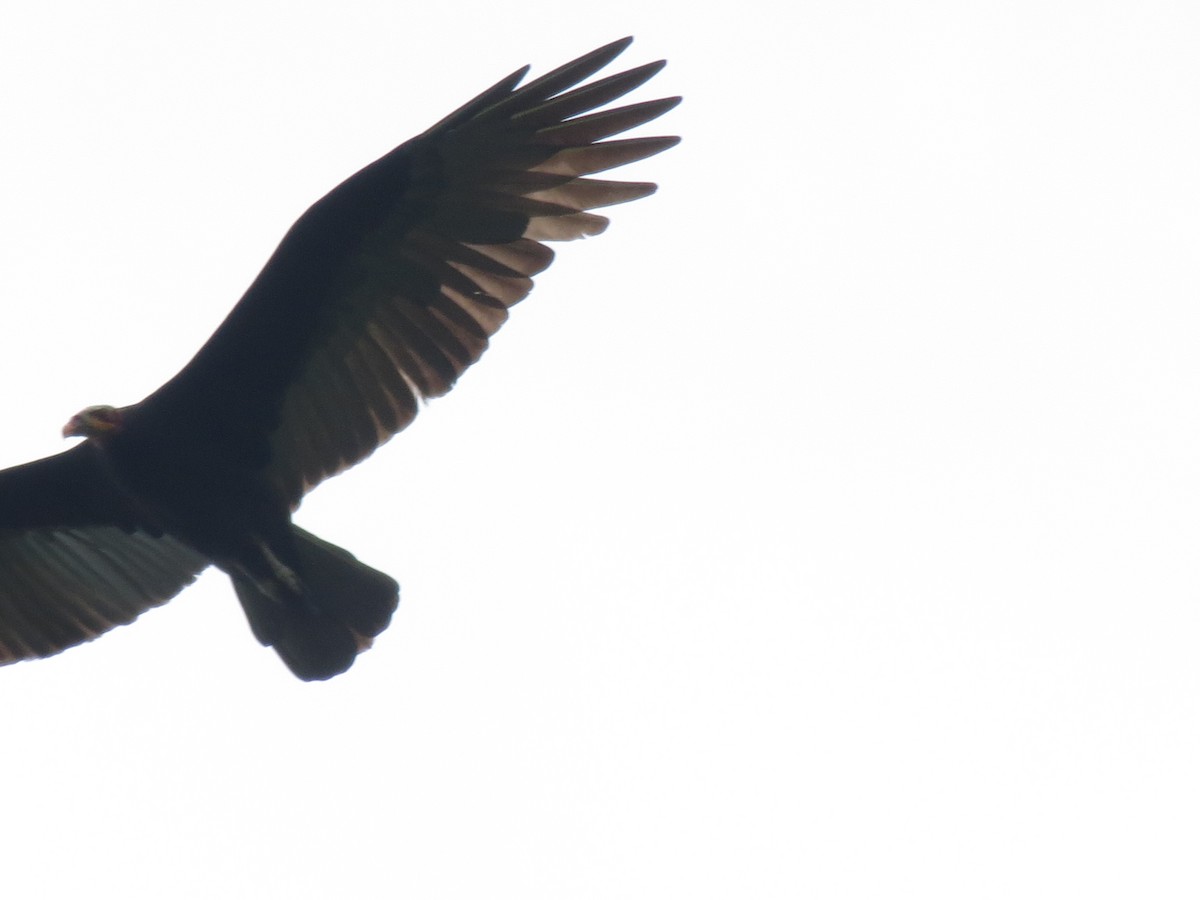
[232, 527, 399, 681]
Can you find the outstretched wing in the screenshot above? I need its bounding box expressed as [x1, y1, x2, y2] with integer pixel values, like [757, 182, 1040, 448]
[0, 446, 209, 663]
[134, 37, 680, 504]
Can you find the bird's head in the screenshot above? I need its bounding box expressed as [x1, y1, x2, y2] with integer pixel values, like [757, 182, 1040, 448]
[62, 405, 125, 441]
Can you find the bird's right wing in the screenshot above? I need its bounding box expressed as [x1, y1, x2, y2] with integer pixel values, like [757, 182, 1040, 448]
[133, 36, 680, 506]
[0, 445, 209, 663]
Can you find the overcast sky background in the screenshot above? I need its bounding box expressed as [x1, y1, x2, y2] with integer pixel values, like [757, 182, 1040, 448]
[1, 2, 1199, 898]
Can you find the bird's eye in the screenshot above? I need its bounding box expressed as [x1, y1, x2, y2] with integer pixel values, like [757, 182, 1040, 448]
[88, 406, 122, 430]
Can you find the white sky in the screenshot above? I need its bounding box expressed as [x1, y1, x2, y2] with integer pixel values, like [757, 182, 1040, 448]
[1, 1, 1199, 897]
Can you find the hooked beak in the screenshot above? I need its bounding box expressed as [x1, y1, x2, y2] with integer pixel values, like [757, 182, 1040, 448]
[62, 415, 84, 439]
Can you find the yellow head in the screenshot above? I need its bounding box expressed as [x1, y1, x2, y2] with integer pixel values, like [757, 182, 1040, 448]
[62, 405, 124, 440]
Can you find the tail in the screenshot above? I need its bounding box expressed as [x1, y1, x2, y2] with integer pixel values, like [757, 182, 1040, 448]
[231, 526, 399, 681]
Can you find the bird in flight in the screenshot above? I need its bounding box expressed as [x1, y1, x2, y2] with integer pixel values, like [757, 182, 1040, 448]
[0, 37, 679, 680]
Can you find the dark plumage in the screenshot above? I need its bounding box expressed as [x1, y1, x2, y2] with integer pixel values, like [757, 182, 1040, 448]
[0, 38, 679, 680]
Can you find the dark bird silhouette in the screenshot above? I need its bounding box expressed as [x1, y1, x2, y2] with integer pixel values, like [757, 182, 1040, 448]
[0, 37, 679, 680]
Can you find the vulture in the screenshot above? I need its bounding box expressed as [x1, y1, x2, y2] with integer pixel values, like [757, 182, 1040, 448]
[0, 37, 679, 681]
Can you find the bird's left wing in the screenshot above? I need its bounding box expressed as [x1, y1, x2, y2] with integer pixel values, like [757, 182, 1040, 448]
[132, 37, 679, 505]
[0, 445, 209, 663]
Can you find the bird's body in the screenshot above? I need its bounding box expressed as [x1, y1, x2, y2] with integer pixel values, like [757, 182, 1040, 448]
[0, 38, 678, 680]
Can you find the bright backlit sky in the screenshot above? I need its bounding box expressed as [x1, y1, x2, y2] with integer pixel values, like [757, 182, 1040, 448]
[2, 2, 1200, 898]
